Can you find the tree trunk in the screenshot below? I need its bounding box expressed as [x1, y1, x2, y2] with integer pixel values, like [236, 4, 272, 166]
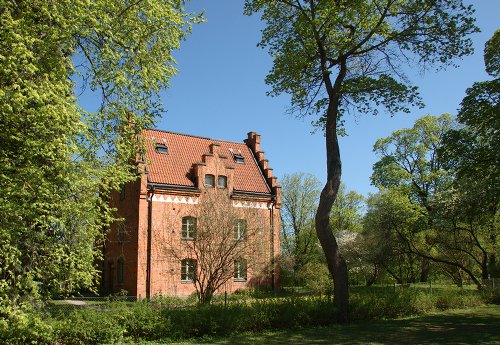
[315, 93, 349, 323]
[366, 265, 379, 286]
[419, 258, 430, 282]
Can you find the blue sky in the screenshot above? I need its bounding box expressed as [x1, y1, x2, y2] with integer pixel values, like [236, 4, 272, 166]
[79, 0, 499, 197]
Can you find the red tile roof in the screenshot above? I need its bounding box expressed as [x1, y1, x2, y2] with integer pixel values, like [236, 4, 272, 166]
[142, 129, 271, 194]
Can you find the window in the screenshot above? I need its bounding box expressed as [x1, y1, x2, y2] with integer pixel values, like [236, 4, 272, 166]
[233, 154, 245, 164]
[234, 259, 247, 281]
[181, 259, 196, 282]
[229, 148, 245, 164]
[234, 219, 247, 241]
[117, 257, 125, 285]
[218, 175, 227, 188]
[118, 222, 126, 242]
[204, 174, 215, 187]
[182, 217, 197, 239]
[155, 143, 168, 154]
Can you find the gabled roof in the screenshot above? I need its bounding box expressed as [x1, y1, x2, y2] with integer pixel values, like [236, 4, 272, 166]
[142, 129, 271, 194]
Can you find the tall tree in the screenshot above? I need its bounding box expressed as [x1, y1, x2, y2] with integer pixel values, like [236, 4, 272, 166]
[245, 0, 477, 321]
[371, 114, 495, 288]
[372, 114, 455, 210]
[0, 0, 200, 306]
[440, 30, 500, 279]
[280, 173, 321, 281]
[363, 188, 427, 284]
[371, 114, 455, 282]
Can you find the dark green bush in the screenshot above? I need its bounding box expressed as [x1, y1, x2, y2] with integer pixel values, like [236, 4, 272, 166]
[350, 286, 483, 320]
[481, 287, 500, 304]
[55, 307, 125, 344]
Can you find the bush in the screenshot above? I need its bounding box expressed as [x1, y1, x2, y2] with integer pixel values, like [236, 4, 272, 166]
[0, 308, 54, 345]
[114, 301, 171, 340]
[350, 286, 484, 320]
[481, 287, 500, 304]
[55, 307, 125, 344]
[295, 263, 332, 295]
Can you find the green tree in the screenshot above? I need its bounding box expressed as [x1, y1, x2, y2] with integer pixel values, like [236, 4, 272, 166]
[440, 30, 499, 279]
[330, 183, 364, 236]
[371, 114, 455, 281]
[371, 114, 495, 288]
[363, 189, 427, 285]
[245, 0, 477, 321]
[280, 173, 321, 283]
[0, 0, 200, 307]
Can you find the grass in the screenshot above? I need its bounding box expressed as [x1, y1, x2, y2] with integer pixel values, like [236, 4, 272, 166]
[160, 305, 500, 345]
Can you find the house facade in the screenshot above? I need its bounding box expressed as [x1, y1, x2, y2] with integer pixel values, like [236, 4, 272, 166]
[102, 130, 281, 299]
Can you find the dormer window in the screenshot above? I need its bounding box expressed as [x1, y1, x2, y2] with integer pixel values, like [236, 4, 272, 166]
[155, 143, 168, 154]
[229, 148, 245, 164]
[204, 174, 215, 187]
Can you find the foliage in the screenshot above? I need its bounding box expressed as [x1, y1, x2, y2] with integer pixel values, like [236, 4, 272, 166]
[350, 286, 484, 320]
[280, 173, 321, 281]
[439, 31, 499, 281]
[55, 308, 125, 345]
[330, 183, 364, 235]
[0, 0, 200, 305]
[371, 114, 455, 208]
[244, 0, 477, 125]
[363, 188, 427, 284]
[0, 307, 54, 345]
[295, 263, 332, 294]
[370, 112, 498, 288]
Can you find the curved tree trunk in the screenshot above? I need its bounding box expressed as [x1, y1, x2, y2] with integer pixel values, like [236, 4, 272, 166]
[315, 63, 350, 322]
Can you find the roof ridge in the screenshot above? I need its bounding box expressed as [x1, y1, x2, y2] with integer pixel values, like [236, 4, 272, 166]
[144, 128, 248, 146]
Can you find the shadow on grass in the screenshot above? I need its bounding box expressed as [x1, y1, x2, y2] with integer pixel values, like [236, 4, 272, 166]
[177, 305, 500, 345]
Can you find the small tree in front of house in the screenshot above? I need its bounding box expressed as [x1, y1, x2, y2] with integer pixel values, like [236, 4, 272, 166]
[165, 191, 269, 304]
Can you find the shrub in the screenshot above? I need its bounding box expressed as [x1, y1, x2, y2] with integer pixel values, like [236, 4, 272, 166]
[481, 287, 500, 304]
[296, 263, 331, 295]
[115, 301, 171, 340]
[350, 286, 484, 320]
[0, 308, 54, 345]
[55, 307, 125, 344]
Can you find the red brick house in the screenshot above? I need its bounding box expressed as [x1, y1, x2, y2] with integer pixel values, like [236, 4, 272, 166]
[103, 130, 281, 299]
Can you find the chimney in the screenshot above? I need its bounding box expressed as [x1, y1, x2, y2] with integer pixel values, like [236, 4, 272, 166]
[245, 132, 261, 153]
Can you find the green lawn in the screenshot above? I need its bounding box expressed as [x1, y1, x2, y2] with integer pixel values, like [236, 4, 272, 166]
[161, 305, 500, 345]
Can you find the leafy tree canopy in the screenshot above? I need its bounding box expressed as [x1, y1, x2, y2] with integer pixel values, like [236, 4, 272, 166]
[245, 0, 477, 130]
[0, 0, 200, 305]
[371, 114, 455, 210]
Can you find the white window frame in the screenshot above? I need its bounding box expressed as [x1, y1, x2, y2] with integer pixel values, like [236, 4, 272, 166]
[182, 217, 197, 240]
[234, 259, 247, 281]
[234, 219, 247, 241]
[181, 259, 196, 282]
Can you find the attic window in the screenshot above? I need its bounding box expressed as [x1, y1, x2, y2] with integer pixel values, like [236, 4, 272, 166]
[155, 144, 168, 154]
[229, 148, 245, 164]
